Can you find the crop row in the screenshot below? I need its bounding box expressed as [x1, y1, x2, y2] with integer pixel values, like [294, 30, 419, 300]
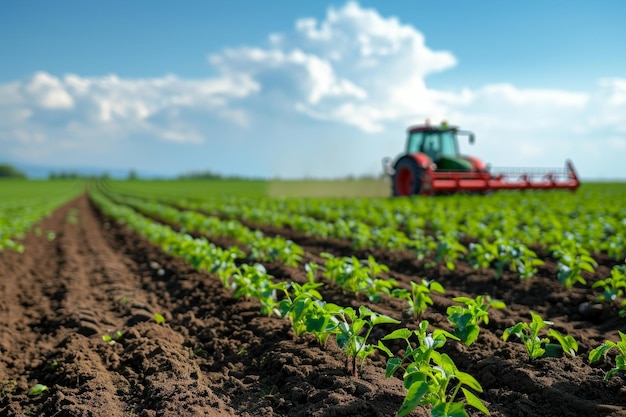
[103, 189, 626, 318]
[91, 190, 626, 416]
[139, 185, 625, 262]
[0, 194, 79, 252]
[164, 197, 606, 289]
[226, 190, 625, 254]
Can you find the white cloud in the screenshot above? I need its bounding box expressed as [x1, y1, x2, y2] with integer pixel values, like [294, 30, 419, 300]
[207, 1, 458, 132]
[25, 72, 75, 109]
[0, 71, 260, 150]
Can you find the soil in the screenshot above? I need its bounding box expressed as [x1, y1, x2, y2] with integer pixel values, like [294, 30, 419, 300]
[1, 194, 625, 417]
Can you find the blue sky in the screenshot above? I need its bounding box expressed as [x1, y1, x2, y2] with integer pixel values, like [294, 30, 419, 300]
[1, 1, 625, 179]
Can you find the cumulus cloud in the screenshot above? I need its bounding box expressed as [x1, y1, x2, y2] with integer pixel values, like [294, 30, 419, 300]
[0, 71, 259, 150]
[24, 72, 75, 109]
[208, 1, 457, 132]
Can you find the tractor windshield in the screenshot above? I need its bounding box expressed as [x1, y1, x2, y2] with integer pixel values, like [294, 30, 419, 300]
[438, 131, 458, 158]
[407, 129, 459, 160]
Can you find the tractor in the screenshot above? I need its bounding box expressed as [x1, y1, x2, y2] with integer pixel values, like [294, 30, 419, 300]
[382, 121, 580, 196]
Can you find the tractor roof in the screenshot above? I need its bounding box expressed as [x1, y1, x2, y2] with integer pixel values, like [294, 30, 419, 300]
[407, 124, 459, 134]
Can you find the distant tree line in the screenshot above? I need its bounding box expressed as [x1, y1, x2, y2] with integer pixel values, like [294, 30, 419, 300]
[177, 170, 262, 181]
[0, 164, 27, 179]
[49, 171, 111, 180]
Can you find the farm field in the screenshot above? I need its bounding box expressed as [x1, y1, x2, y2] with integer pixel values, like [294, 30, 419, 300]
[1, 180, 626, 417]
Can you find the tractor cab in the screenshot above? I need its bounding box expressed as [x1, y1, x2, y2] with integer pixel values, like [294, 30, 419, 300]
[406, 123, 475, 171]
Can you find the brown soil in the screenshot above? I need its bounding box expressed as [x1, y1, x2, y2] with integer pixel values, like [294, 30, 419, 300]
[1, 194, 625, 417]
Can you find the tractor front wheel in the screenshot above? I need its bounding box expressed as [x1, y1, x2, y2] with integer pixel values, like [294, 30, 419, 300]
[392, 156, 422, 196]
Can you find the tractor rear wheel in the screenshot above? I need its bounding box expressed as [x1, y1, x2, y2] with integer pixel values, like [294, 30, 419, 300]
[392, 156, 422, 196]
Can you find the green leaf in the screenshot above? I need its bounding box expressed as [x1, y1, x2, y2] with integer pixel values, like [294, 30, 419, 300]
[371, 314, 401, 325]
[462, 387, 491, 415]
[588, 343, 613, 363]
[435, 402, 470, 417]
[502, 323, 525, 341]
[437, 353, 458, 377]
[377, 340, 393, 357]
[403, 369, 426, 390]
[397, 381, 429, 417]
[456, 371, 483, 392]
[381, 328, 413, 341]
[430, 281, 445, 293]
[28, 383, 49, 396]
[463, 325, 480, 347]
[336, 333, 349, 349]
[154, 313, 165, 324]
[385, 357, 403, 377]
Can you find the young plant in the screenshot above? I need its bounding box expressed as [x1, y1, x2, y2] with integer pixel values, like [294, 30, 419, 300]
[278, 263, 339, 342]
[392, 279, 445, 319]
[447, 295, 506, 346]
[102, 330, 124, 345]
[153, 313, 165, 325]
[321, 253, 397, 302]
[28, 383, 49, 396]
[304, 301, 343, 346]
[334, 306, 400, 377]
[378, 321, 490, 417]
[503, 312, 578, 360]
[468, 238, 543, 280]
[231, 264, 286, 317]
[592, 264, 626, 316]
[550, 240, 597, 289]
[589, 331, 626, 380]
[435, 233, 467, 270]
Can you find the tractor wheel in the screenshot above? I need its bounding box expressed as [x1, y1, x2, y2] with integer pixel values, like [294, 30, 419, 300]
[392, 156, 422, 196]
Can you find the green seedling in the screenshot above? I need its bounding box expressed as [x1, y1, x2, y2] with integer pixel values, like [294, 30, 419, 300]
[231, 263, 287, 317]
[592, 264, 626, 316]
[335, 306, 400, 377]
[434, 233, 467, 271]
[28, 383, 49, 396]
[589, 331, 626, 380]
[468, 238, 543, 280]
[378, 321, 489, 417]
[321, 253, 397, 302]
[392, 279, 445, 319]
[278, 263, 338, 342]
[153, 313, 165, 324]
[503, 312, 578, 360]
[447, 295, 505, 346]
[102, 330, 124, 345]
[547, 329, 579, 358]
[550, 241, 597, 289]
[249, 236, 303, 267]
